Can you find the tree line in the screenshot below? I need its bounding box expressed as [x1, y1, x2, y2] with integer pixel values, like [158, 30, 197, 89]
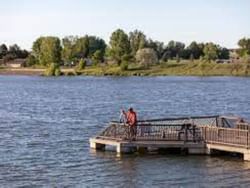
[1, 29, 250, 69]
[0, 44, 29, 62]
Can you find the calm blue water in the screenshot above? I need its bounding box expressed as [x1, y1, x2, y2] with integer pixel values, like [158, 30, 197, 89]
[1, 76, 250, 187]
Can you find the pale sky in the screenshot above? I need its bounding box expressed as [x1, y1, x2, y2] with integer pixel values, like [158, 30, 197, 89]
[1, 0, 250, 50]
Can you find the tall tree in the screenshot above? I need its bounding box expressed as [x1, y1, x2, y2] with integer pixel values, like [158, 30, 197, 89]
[109, 29, 131, 64]
[32, 37, 45, 63]
[218, 47, 229, 59]
[0, 44, 8, 58]
[74, 36, 89, 59]
[164, 41, 185, 60]
[32, 36, 62, 66]
[88, 36, 106, 60]
[186, 41, 203, 59]
[129, 30, 147, 57]
[203, 43, 219, 61]
[91, 50, 103, 65]
[237, 38, 250, 57]
[62, 36, 78, 63]
[146, 39, 164, 59]
[8, 44, 21, 59]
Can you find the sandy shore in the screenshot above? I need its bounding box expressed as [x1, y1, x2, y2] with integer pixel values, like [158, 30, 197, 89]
[0, 68, 76, 76]
[0, 68, 45, 75]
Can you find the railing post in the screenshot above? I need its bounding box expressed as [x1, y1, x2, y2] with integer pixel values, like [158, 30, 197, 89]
[204, 127, 207, 141]
[114, 124, 116, 138]
[184, 124, 188, 142]
[247, 131, 249, 149]
[215, 117, 219, 127]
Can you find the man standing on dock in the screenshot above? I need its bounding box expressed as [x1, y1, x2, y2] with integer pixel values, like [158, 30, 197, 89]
[122, 108, 137, 140]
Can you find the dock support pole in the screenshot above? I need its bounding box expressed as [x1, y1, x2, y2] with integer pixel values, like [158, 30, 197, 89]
[243, 152, 250, 161]
[90, 139, 105, 150]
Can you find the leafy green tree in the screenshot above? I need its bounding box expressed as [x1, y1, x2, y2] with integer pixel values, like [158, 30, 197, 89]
[120, 61, 129, 71]
[244, 56, 250, 75]
[146, 39, 164, 59]
[8, 44, 20, 53]
[186, 41, 203, 59]
[129, 30, 147, 57]
[44, 63, 62, 76]
[161, 51, 171, 62]
[6, 44, 29, 59]
[120, 54, 132, 70]
[88, 36, 106, 59]
[3, 53, 15, 62]
[77, 58, 86, 70]
[74, 36, 89, 59]
[91, 50, 103, 65]
[164, 41, 185, 59]
[26, 54, 37, 67]
[237, 38, 250, 57]
[0, 44, 8, 58]
[32, 36, 62, 66]
[62, 36, 78, 63]
[218, 47, 229, 59]
[32, 37, 44, 63]
[40, 37, 62, 66]
[203, 43, 219, 61]
[109, 29, 131, 64]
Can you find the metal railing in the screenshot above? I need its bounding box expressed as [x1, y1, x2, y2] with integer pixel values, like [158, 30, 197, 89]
[135, 123, 202, 142]
[98, 115, 218, 141]
[97, 115, 250, 148]
[98, 122, 202, 142]
[200, 126, 249, 148]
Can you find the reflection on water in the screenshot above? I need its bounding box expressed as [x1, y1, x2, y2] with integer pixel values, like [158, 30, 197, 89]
[0, 76, 250, 187]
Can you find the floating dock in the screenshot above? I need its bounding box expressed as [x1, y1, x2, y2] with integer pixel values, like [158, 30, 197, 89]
[90, 115, 250, 161]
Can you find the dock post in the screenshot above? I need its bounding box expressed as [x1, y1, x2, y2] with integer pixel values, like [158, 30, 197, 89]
[205, 146, 212, 155]
[184, 124, 188, 142]
[243, 152, 250, 161]
[90, 139, 105, 150]
[116, 144, 136, 154]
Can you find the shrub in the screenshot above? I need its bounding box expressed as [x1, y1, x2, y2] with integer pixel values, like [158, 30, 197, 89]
[135, 48, 158, 66]
[120, 61, 128, 71]
[26, 54, 37, 67]
[78, 58, 86, 70]
[54, 68, 62, 76]
[44, 63, 62, 76]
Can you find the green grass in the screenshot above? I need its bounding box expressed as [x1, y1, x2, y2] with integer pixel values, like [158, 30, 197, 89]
[1, 60, 250, 77]
[77, 60, 250, 77]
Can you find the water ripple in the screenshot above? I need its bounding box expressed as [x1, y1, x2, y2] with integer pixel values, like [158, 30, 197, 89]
[1, 76, 250, 187]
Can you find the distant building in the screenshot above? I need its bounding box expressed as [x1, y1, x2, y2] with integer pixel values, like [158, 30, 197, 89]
[215, 49, 241, 64]
[6, 58, 27, 68]
[229, 49, 240, 63]
[215, 59, 232, 64]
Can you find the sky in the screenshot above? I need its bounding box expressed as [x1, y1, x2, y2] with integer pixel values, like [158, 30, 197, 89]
[0, 0, 250, 50]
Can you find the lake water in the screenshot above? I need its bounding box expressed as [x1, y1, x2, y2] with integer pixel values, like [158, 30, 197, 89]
[1, 76, 250, 187]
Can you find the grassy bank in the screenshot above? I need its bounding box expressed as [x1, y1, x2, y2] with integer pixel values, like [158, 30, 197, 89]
[78, 61, 250, 76]
[1, 61, 250, 76]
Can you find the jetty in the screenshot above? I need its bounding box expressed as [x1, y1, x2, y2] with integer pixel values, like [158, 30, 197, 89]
[89, 115, 250, 161]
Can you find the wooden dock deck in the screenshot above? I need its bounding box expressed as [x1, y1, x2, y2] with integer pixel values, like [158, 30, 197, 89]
[90, 115, 250, 161]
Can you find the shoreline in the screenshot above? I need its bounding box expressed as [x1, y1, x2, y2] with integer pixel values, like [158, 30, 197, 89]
[1, 62, 250, 77]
